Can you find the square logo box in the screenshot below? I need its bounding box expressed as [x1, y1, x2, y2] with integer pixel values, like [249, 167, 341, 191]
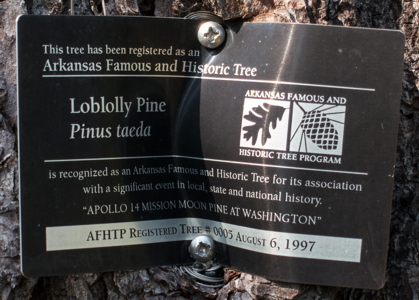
[289, 102, 346, 156]
[240, 98, 291, 151]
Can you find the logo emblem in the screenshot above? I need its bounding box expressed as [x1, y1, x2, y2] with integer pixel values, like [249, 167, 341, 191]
[290, 103, 346, 155]
[240, 98, 290, 150]
[240, 96, 346, 156]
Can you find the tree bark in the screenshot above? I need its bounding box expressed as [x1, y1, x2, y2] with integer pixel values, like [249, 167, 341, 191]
[1, 0, 418, 299]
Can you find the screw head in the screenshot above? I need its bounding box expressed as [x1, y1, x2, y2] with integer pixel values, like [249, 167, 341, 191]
[189, 235, 216, 262]
[197, 21, 225, 49]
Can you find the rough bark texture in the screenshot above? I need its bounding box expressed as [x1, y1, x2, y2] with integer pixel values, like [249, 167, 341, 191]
[1, 0, 418, 299]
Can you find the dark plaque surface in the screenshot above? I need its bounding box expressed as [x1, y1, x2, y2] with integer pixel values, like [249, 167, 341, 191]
[17, 15, 404, 289]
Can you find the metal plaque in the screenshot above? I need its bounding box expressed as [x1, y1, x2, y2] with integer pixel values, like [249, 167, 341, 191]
[17, 15, 404, 289]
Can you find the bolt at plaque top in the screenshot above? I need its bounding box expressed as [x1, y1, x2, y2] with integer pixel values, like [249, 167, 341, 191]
[198, 21, 225, 48]
[17, 15, 404, 289]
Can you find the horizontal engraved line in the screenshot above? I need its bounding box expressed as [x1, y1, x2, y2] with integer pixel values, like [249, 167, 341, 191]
[44, 155, 368, 175]
[41, 74, 375, 92]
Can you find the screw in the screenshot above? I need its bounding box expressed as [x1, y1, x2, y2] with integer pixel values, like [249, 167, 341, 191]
[197, 21, 225, 49]
[189, 235, 216, 262]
